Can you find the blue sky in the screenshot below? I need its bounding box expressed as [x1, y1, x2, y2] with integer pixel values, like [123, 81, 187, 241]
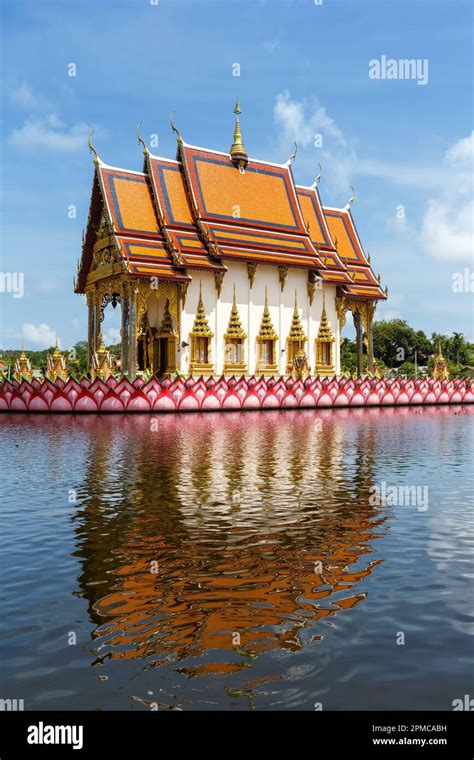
[1, 0, 473, 350]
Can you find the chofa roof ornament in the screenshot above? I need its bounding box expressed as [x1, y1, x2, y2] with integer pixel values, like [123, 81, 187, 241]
[310, 162, 323, 189]
[136, 121, 149, 156]
[88, 129, 100, 165]
[285, 141, 297, 167]
[344, 185, 355, 211]
[170, 111, 183, 145]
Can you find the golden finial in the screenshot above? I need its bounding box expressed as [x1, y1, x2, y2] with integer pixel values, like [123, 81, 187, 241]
[377, 272, 381, 283]
[310, 162, 323, 189]
[136, 122, 149, 155]
[384, 285, 388, 296]
[88, 129, 99, 164]
[367, 251, 371, 264]
[230, 99, 248, 171]
[170, 111, 183, 144]
[289, 290, 306, 341]
[286, 141, 297, 166]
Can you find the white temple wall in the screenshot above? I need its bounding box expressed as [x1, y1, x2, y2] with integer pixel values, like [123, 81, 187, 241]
[179, 262, 341, 376]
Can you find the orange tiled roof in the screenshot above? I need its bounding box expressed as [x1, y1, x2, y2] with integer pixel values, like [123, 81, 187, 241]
[77, 140, 386, 300]
[323, 207, 386, 299]
[99, 167, 159, 238]
[115, 236, 190, 282]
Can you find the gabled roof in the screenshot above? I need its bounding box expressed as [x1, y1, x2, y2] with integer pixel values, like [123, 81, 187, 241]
[180, 143, 308, 234]
[77, 129, 387, 300]
[323, 206, 386, 299]
[99, 165, 159, 238]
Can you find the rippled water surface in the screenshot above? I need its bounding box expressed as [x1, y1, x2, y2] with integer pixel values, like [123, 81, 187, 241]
[1, 407, 473, 711]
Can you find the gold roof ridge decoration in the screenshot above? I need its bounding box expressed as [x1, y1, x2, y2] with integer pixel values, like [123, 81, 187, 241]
[229, 99, 248, 171]
[191, 282, 214, 337]
[289, 290, 307, 341]
[225, 285, 246, 339]
[257, 287, 277, 340]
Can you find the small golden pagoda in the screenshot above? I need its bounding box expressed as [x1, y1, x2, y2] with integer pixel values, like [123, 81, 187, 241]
[256, 288, 278, 375]
[189, 284, 214, 375]
[46, 339, 68, 381]
[286, 291, 308, 375]
[432, 343, 449, 381]
[315, 295, 335, 376]
[156, 299, 178, 375]
[14, 350, 33, 382]
[229, 100, 248, 172]
[224, 286, 247, 373]
[91, 332, 114, 380]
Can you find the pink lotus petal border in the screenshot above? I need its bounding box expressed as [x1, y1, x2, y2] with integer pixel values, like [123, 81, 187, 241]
[1, 375, 473, 413]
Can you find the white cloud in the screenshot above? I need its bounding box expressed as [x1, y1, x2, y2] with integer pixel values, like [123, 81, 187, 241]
[273, 92, 474, 263]
[10, 81, 52, 111]
[273, 91, 355, 194]
[420, 133, 474, 262]
[8, 114, 90, 152]
[104, 328, 121, 345]
[21, 323, 56, 348]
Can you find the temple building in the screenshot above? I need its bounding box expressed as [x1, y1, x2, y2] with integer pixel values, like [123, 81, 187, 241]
[75, 103, 387, 378]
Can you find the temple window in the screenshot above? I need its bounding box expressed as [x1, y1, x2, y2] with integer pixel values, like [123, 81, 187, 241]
[256, 288, 278, 375]
[189, 284, 214, 375]
[286, 292, 308, 375]
[223, 286, 247, 374]
[195, 336, 210, 365]
[315, 295, 335, 376]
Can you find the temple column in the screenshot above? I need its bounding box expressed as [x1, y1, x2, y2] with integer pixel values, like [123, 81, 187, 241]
[86, 290, 95, 371]
[367, 314, 374, 373]
[121, 291, 130, 376]
[128, 287, 138, 380]
[353, 310, 364, 377]
[94, 291, 102, 351]
[360, 301, 376, 373]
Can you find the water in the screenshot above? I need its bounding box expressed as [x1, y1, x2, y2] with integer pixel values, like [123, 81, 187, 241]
[1, 406, 473, 711]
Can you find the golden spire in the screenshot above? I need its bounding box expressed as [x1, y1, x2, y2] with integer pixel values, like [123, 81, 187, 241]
[97, 332, 106, 354]
[225, 285, 246, 339]
[289, 291, 307, 341]
[229, 100, 248, 170]
[317, 293, 334, 341]
[14, 347, 33, 382]
[191, 283, 213, 337]
[46, 339, 68, 381]
[258, 287, 277, 340]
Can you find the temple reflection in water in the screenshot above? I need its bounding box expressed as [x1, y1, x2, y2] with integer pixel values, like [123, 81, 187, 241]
[72, 408, 388, 676]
